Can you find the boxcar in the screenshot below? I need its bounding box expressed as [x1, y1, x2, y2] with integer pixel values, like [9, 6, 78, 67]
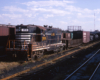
[83, 31, 90, 43]
[90, 32, 99, 41]
[71, 31, 83, 39]
[0, 24, 15, 56]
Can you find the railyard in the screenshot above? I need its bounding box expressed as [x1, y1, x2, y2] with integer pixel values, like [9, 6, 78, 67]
[0, 24, 100, 80]
[0, 40, 100, 80]
[0, 0, 100, 80]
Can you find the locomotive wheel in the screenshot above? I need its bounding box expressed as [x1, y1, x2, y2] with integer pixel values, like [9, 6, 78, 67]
[34, 55, 38, 60]
[32, 51, 37, 60]
[58, 47, 63, 52]
[33, 50, 44, 60]
[23, 52, 30, 61]
[54, 49, 59, 54]
[36, 51, 40, 59]
[38, 50, 44, 58]
[63, 46, 66, 50]
[60, 47, 63, 52]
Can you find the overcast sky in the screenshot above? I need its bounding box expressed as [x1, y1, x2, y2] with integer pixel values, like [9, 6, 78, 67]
[0, 0, 100, 31]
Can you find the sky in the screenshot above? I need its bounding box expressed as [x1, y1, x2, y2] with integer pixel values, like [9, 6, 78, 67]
[0, 0, 100, 31]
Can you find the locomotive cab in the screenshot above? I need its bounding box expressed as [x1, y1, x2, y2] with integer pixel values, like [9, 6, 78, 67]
[16, 24, 46, 44]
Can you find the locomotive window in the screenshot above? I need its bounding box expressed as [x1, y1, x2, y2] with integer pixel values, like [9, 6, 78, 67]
[28, 27, 36, 33]
[9, 28, 15, 35]
[63, 33, 66, 38]
[19, 27, 21, 31]
[36, 27, 41, 33]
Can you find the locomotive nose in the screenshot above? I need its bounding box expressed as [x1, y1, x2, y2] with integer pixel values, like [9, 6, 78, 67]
[15, 26, 31, 48]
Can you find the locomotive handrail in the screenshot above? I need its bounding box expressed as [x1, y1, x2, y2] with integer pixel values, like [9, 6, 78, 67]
[6, 40, 29, 50]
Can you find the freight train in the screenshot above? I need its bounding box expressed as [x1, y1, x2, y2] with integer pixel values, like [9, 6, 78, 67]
[0, 24, 100, 60]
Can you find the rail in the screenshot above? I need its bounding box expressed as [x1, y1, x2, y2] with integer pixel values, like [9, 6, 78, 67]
[89, 63, 100, 80]
[64, 49, 100, 80]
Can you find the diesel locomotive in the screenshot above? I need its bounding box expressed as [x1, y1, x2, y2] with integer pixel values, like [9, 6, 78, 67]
[6, 24, 65, 60]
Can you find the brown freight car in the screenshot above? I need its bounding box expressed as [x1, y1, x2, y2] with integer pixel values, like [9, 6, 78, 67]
[61, 32, 71, 40]
[0, 24, 15, 37]
[83, 31, 90, 43]
[0, 24, 15, 56]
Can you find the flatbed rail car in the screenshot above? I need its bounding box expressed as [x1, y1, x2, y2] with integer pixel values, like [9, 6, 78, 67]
[6, 24, 65, 60]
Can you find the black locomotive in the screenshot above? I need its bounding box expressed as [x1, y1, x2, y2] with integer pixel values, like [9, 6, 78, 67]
[6, 24, 65, 60]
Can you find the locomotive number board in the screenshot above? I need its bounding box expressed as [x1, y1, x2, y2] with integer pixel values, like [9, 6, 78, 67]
[42, 36, 46, 41]
[51, 33, 55, 36]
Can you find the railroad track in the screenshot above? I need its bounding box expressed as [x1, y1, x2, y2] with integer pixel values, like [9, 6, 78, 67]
[3, 47, 81, 80]
[64, 49, 100, 80]
[0, 47, 81, 80]
[1, 40, 100, 80]
[89, 63, 100, 80]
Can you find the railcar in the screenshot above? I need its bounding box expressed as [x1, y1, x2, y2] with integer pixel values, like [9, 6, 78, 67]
[62, 31, 83, 49]
[90, 32, 99, 41]
[82, 31, 90, 43]
[0, 24, 15, 56]
[6, 24, 65, 60]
